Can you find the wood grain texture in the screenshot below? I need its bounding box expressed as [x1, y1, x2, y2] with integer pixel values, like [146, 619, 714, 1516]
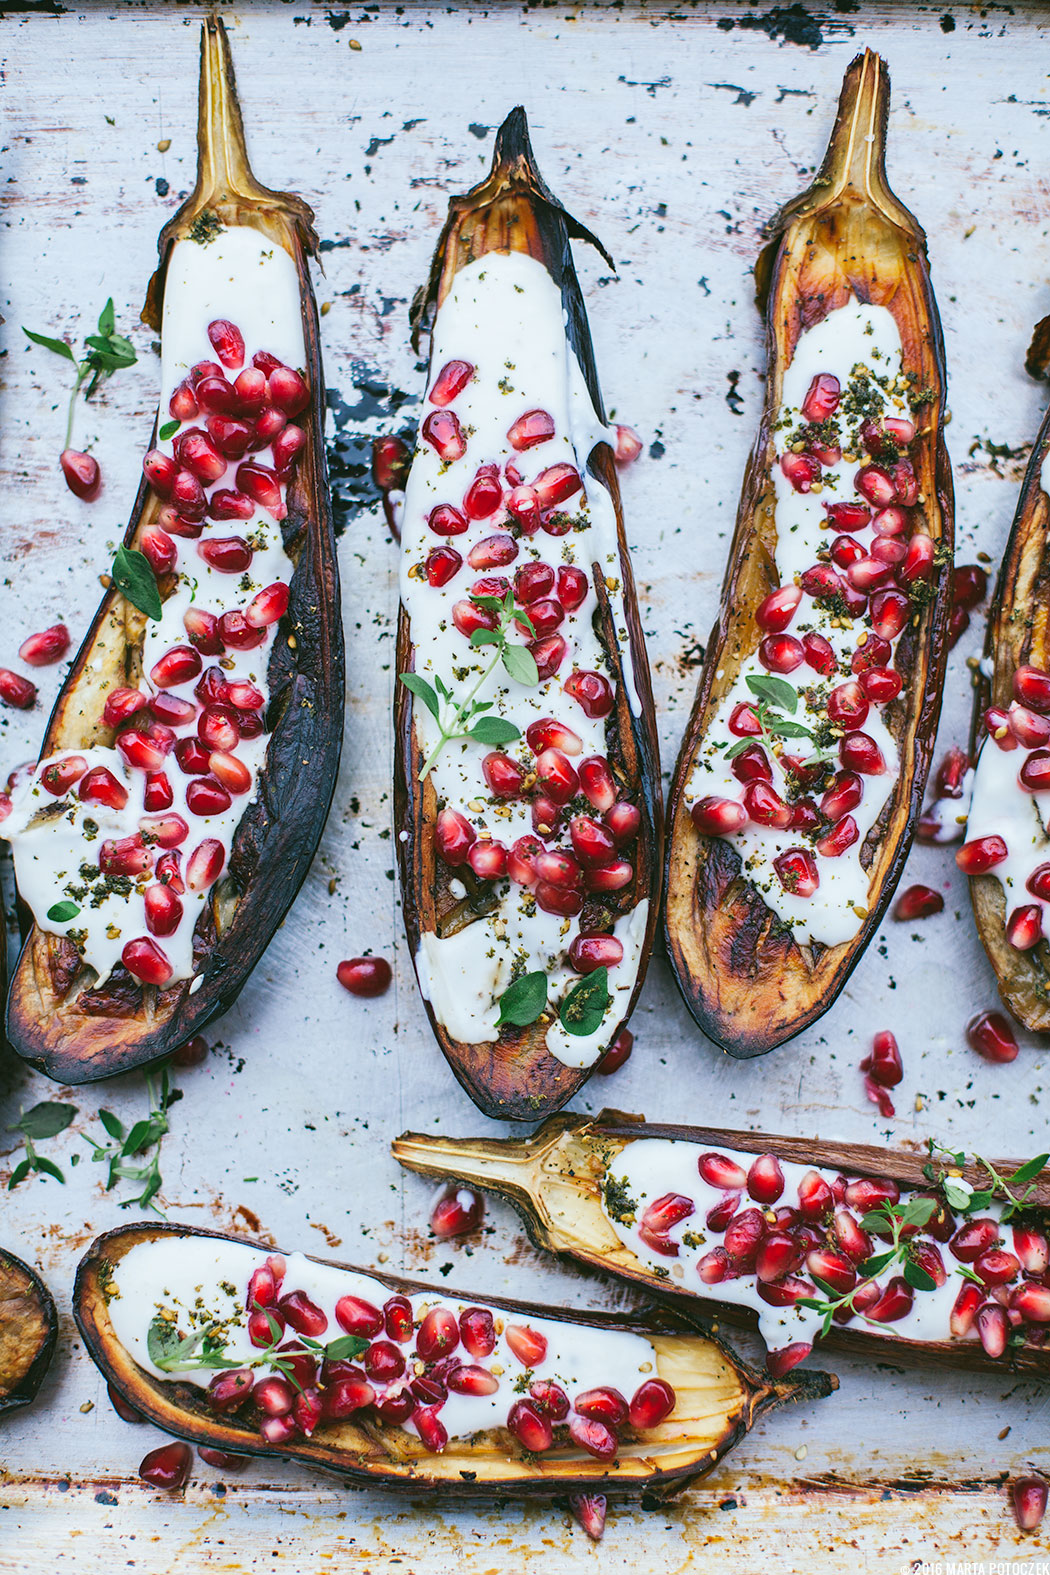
[2, 2, 1050, 1568]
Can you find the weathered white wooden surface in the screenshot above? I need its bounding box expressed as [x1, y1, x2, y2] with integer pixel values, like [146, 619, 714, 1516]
[2, 2, 1050, 1569]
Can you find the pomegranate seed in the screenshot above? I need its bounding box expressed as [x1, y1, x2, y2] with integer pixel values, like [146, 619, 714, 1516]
[955, 835, 1009, 875]
[505, 1323, 547, 1367]
[336, 957, 392, 998]
[860, 666, 902, 702]
[567, 1414, 618, 1461]
[843, 1178, 900, 1211]
[557, 565, 589, 611]
[780, 452, 822, 492]
[506, 485, 541, 533]
[614, 424, 643, 465]
[75, 765, 129, 811]
[535, 880, 583, 916]
[626, 1378, 675, 1431]
[467, 839, 508, 880]
[801, 372, 840, 421]
[155, 850, 184, 892]
[728, 702, 762, 737]
[1013, 1224, 1049, 1275]
[950, 1217, 1001, 1262]
[507, 834, 542, 885]
[114, 728, 164, 772]
[604, 801, 641, 845]
[870, 535, 907, 567]
[1012, 1281, 1050, 1322]
[755, 1232, 798, 1282]
[458, 466, 502, 523]
[909, 1241, 946, 1288]
[175, 737, 210, 775]
[695, 1153, 745, 1195]
[227, 368, 266, 418]
[266, 365, 309, 417]
[100, 833, 153, 877]
[899, 532, 936, 585]
[533, 463, 582, 511]
[139, 1441, 192, 1489]
[19, 622, 70, 668]
[966, 1010, 1019, 1063]
[449, 1306, 495, 1360]
[773, 847, 819, 897]
[428, 1185, 484, 1239]
[421, 408, 467, 462]
[833, 1210, 873, 1263]
[705, 1191, 740, 1231]
[414, 1306, 459, 1363]
[186, 776, 232, 816]
[741, 779, 790, 829]
[150, 644, 202, 689]
[143, 448, 180, 497]
[55, 445, 103, 503]
[641, 1194, 695, 1239]
[149, 692, 195, 729]
[181, 607, 221, 655]
[806, 1247, 857, 1295]
[1020, 749, 1050, 794]
[172, 1035, 209, 1068]
[512, 563, 553, 605]
[41, 754, 87, 796]
[275, 1291, 326, 1338]
[870, 587, 910, 640]
[141, 812, 189, 850]
[1007, 904, 1044, 950]
[246, 1261, 283, 1314]
[746, 1154, 784, 1204]
[174, 427, 227, 484]
[689, 795, 745, 836]
[697, 1246, 732, 1283]
[582, 860, 632, 894]
[468, 536, 517, 574]
[185, 838, 225, 891]
[890, 457, 918, 505]
[372, 1389, 412, 1426]
[563, 668, 615, 719]
[950, 1280, 984, 1337]
[207, 1367, 254, 1413]
[103, 687, 148, 729]
[235, 461, 286, 520]
[1008, 703, 1050, 749]
[207, 414, 254, 459]
[894, 884, 944, 921]
[198, 535, 252, 574]
[597, 1027, 633, 1074]
[423, 546, 462, 587]
[202, 319, 245, 371]
[855, 464, 896, 506]
[374, 1295, 410, 1345]
[865, 1030, 903, 1087]
[797, 632, 834, 675]
[730, 742, 772, 785]
[724, 1208, 766, 1269]
[568, 932, 623, 974]
[258, 1414, 300, 1444]
[794, 1171, 832, 1221]
[848, 555, 892, 593]
[451, 599, 497, 640]
[1012, 1476, 1049, 1532]
[443, 1363, 498, 1398]
[766, 1343, 813, 1378]
[863, 1277, 913, 1323]
[271, 424, 305, 476]
[974, 1247, 1021, 1286]
[506, 1399, 553, 1452]
[851, 633, 892, 674]
[532, 747, 577, 805]
[578, 755, 617, 812]
[121, 936, 172, 985]
[520, 597, 565, 640]
[801, 561, 846, 598]
[575, 1386, 628, 1428]
[827, 681, 869, 729]
[526, 633, 566, 679]
[243, 582, 289, 629]
[507, 408, 556, 452]
[758, 633, 804, 673]
[1013, 664, 1050, 715]
[976, 1301, 1008, 1357]
[823, 500, 870, 533]
[412, 1406, 448, 1454]
[949, 564, 987, 612]
[428, 360, 473, 406]
[840, 731, 885, 775]
[756, 583, 803, 632]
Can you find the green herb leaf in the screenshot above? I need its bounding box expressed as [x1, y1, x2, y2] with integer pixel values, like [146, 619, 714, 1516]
[111, 546, 162, 620]
[469, 629, 501, 648]
[723, 738, 754, 761]
[34, 1156, 66, 1184]
[23, 327, 76, 363]
[773, 719, 816, 740]
[85, 333, 137, 367]
[1007, 1154, 1049, 1187]
[7, 1159, 32, 1190]
[399, 672, 441, 721]
[46, 900, 80, 923]
[15, 1102, 77, 1141]
[903, 1259, 937, 1293]
[470, 595, 504, 614]
[97, 298, 115, 337]
[122, 1119, 154, 1157]
[469, 716, 521, 745]
[942, 1180, 972, 1212]
[901, 1196, 938, 1228]
[158, 419, 180, 442]
[497, 970, 548, 1027]
[502, 643, 539, 687]
[746, 674, 797, 713]
[860, 1250, 896, 1277]
[559, 967, 612, 1038]
[324, 1335, 370, 1362]
[99, 1110, 125, 1142]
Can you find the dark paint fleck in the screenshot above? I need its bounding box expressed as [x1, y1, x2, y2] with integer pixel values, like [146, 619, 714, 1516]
[326, 371, 417, 536]
[325, 10, 351, 28]
[618, 74, 672, 97]
[94, 1490, 118, 1506]
[649, 439, 666, 460]
[726, 371, 745, 415]
[365, 136, 395, 158]
[718, 5, 849, 50]
[468, 123, 491, 140]
[155, 177, 169, 197]
[710, 82, 757, 107]
[941, 13, 956, 32]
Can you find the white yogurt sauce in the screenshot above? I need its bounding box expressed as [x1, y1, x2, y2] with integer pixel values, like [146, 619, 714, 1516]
[601, 1138, 1009, 1355]
[686, 299, 915, 946]
[2, 226, 304, 986]
[967, 733, 1050, 922]
[108, 1236, 661, 1444]
[401, 250, 643, 1065]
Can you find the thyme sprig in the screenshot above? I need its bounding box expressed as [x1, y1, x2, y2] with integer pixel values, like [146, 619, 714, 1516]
[6, 1101, 78, 1189]
[400, 589, 540, 780]
[147, 1302, 368, 1388]
[723, 675, 837, 772]
[23, 297, 137, 450]
[797, 1194, 939, 1338]
[83, 1064, 177, 1214]
[923, 1141, 1049, 1223]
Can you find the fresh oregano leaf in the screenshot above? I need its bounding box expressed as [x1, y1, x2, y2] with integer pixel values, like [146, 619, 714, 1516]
[111, 546, 162, 620]
[559, 967, 612, 1037]
[7, 1159, 32, 1191]
[14, 1102, 77, 1141]
[773, 718, 816, 740]
[942, 1180, 972, 1212]
[97, 298, 116, 337]
[901, 1196, 938, 1227]
[502, 643, 539, 687]
[22, 327, 76, 363]
[469, 629, 501, 648]
[903, 1259, 937, 1293]
[1007, 1153, 1049, 1187]
[746, 674, 797, 713]
[469, 716, 521, 745]
[158, 418, 180, 442]
[497, 971, 548, 1027]
[46, 900, 80, 923]
[34, 1156, 65, 1184]
[99, 1110, 125, 1142]
[399, 672, 441, 721]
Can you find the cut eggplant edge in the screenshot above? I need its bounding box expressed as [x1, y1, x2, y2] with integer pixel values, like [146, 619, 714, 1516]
[392, 1111, 1050, 1379]
[5, 16, 343, 1084]
[0, 1249, 58, 1420]
[73, 1221, 831, 1500]
[395, 108, 663, 1120]
[663, 49, 953, 1059]
[968, 395, 1050, 1030]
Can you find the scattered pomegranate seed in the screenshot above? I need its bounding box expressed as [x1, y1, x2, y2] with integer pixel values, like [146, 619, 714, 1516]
[575, 1386, 628, 1429]
[578, 755, 617, 812]
[756, 583, 802, 632]
[505, 1323, 547, 1368]
[18, 623, 70, 668]
[533, 463, 581, 510]
[415, 1306, 459, 1362]
[567, 1413, 618, 1461]
[851, 632, 892, 675]
[596, 1027, 633, 1075]
[421, 408, 467, 463]
[186, 776, 232, 816]
[468, 839, 508, 879]
[745, 1153, 784, 1204]
[430, 1185, 484, 1238]
[505, 1398, 553, 1452]
[801, 372, 840, 422]
[840, 731, 885, 775]
[0, 669, 37, 709]
[724, 1208, 766, 1270]
[864, 1276, 913, 1322]
[1007, 904, 1044, 950]
[428, 360, 473, 406]
[697, 1246, 731, 1283]
[1011, 1476, 1049, 1533]
[336, 957, 392, 997]
[121, 936, 172, 986]
[966, 1010, 1019, 1063]
[976, 1301, 1008, 1358]
[759, 633, 804, 673]
[613, 424, 643, 466]
[563, 669, 614, 719]
[138, 1441, 192, 1489]
[483, 750, 525, 799]
[894, 884, 944, 921]
[186, 838, 225, 892]
[507, 408, 556, 452]
[1012, 1281, 1050, 1322]
[568, 931, 624, 973]
[950, 1281, 983, 1337]
[41, 754, 87, 797]
[1013, 1224, 1050, 1276]
[780, 451, 822, 492]
[956, 834, 1009, 875]
[865, 1030, 904, 1089]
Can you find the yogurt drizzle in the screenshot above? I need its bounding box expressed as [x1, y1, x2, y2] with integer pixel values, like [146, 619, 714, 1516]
[401, 250, 644, 1067]
[108, 1235, 663, 1445]
[686, 299, 921, 947]
[2, 226, 303, 986]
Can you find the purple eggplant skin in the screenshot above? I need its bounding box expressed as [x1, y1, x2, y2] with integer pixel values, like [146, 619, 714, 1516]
[5, 16, 343, 1085]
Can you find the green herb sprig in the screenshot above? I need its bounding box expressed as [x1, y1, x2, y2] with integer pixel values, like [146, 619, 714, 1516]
[797, 1194, 939, 1338]
[83, 1064, 177, 1214]
[23, 297, 137, 452]
[400, 590, 540, 780]
[923, 1141, 1049, 1223]
[6, 1101, 78, 1189]
[110, 543, 163, 620]
[724, 676, 823, 763]
[147, 1303, 368, 1387]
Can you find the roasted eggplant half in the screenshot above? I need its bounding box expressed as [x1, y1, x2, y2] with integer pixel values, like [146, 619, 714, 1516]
[664, 50, 953, 1057]
[963, 320, 1050, 1029]
[0, 1248, 58, 1423]
[393, 1112, 1050, 1378]
[394, 108, 661, 1121]
[3, 17, 342, 1084]
[73, 1222, 831, 1498]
